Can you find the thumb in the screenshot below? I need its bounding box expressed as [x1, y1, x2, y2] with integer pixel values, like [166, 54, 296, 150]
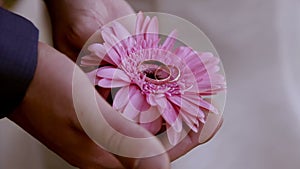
[72, 65, 170, 169]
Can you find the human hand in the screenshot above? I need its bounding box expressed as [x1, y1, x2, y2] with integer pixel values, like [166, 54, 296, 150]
[44, 0, 224, 163]
[8, 42, 170, 169]
[44, 0, 134, 61]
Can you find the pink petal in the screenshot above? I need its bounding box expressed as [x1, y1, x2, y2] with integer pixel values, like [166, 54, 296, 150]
[80, 54, 101, 66]
[153, 95, 167, 108]
[146, 16, 159, 34]
[98, 79, 129, 88]
[183, 54, 209, 77]
[88, 43, 106, 58]
[120, 85, 150, 121]
[139, 106, 161, 124]
[122, 99, 140, 121]
[180, 113, 199, 133]
[166, 124, 182, 146]
[105, 46, 122, 66]
[161, 30, 177, 50]
[156, 97, 179, 126]
[184, 54, 204, 71]
[185, 54, 219, 78]
[82, 43, 114, 66]
[182, 93, 219, 114]
[140, 118, 162, 134]
[102, 27, 119, 46]
[141, 16, 151, 33]
[86, 69, 100, 85]
[128, 85, 150, 112]
[145, 16, 159, 43]
[174, 46, 193, 58]
[112, 22, 131, 41]
[113, 86, 130, 111]
[101, 30, 123, 65]
[199, 52, 218, 65]
[97, 67, 131, 83]
[135, 11, 144, 35]
[168, 95, 203, 118]
[171, 114, 183, 132]
[146, 94, 159, 106]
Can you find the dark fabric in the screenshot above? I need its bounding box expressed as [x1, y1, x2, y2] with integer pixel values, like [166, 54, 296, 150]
[0, 7, 38, 118]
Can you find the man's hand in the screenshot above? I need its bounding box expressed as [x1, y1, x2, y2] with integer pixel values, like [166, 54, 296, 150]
[9, 42, 170, 169]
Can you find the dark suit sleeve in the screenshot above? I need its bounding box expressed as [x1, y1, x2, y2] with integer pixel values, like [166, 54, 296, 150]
[0, 7, 38, 118]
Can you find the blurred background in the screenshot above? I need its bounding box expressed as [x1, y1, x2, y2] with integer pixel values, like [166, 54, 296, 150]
[1, 0, 300, 169]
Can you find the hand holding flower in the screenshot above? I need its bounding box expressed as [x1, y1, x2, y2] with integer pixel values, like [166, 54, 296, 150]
[81, 12, 226, 146]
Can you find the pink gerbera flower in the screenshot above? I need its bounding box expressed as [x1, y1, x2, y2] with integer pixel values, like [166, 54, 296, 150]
[81, 12, 226, 145]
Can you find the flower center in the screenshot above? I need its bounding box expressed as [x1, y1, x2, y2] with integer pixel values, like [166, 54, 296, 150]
[138, 60, 170, 84]
[138, 60, 181, 85]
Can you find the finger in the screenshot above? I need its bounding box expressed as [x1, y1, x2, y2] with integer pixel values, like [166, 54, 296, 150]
[199, 117, 223, 144]
[198, 111, 224, 144]
[72, 65, 170, 169]
[167, 117, 223, 161]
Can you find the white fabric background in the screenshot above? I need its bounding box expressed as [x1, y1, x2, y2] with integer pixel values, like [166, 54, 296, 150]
[1, 0, 299, 169]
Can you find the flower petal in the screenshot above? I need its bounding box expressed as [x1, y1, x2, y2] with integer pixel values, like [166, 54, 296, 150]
[86, 69, 100, 85]
[141, 16, 151, 34]
[82, 43, 113, 66]
[156, 97, 179, 126]
[98, 79, 129, 88]
[135, 11, 144, 35]
[80, 54, 101, 66]
[88, 43, 106, 57]
[168, 95, 204, 118]
[97, 67, 131, 83]
[102, 27, 120, 46]
[122, 98, 140, 121]
[180, 113, 199, 133]
[139, 106, 161, 124]
[166, 123, 182, 146]
[145, 16, 159, 45]
[104, 43, 122, 65]
[113, 86, 130, 111]
[161, 30, 177, 50]
[140, 118, 162, 134]
[146, 94, 158, 106]
[121, 85, 150, 121]
[146, 16, 159, 34]
[171, 114, 183, 132]
[182, 93, 219, 114]
[128, 85, 150, 112]
[175, 46, 193, 57]
[101, 29, 124, 65]
[112, 22, 131, 41]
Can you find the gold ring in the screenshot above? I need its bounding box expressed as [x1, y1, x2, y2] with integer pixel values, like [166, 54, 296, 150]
[138, 60, 171, 84]
[168, 65, 181, 82]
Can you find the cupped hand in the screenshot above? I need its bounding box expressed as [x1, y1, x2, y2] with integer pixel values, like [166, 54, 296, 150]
[43, 0, 223, 165]
[9, 42, 170, 169]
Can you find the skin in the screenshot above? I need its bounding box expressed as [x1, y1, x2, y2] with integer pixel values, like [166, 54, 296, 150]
[4, 0, 223, 168]
[44, 0, 223, 162]
[44, 0, 135, 61]
[9, 42, 170, 169]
